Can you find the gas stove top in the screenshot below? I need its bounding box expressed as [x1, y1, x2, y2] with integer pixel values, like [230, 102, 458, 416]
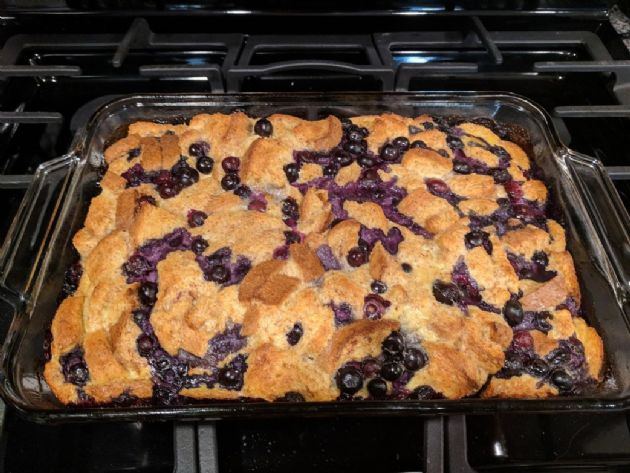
[1, 3, 630, 472]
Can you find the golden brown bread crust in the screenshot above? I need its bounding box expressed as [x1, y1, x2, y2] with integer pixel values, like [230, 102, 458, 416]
[44, 111, 604, 405]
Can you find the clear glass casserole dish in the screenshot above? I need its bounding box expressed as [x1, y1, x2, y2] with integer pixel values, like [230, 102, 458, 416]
[1, 92, 630, 423]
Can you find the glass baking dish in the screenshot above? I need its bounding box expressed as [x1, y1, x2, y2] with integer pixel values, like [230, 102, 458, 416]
[1, 92, 630, 423]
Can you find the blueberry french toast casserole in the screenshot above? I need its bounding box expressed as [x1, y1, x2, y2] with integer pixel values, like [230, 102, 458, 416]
[43, 110, 604, 405]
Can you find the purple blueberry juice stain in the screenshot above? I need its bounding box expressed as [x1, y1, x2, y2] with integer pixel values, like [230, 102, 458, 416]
[506, 252, 557, 283]
[122, 228, 193, 283]
[330, 302, 354, 327]
[206, 324, 248, 365]
[290, 126, 432, 239]
[120, 227, 253, 404]
[248, 192, 267, 212]
[272, 244, 290, 260]
[557, 297, 581, 317]
[425, 178, 465, 207]
[512, 310, 553, 334]
[449, 259, 501, 314]
[363, 294, 391, 320]
[452, 148, 491, 175]
[60, 261, 82, 301]
[503, 180, 548, 229]
[316, 244, 341, 270]
[133, 304, 249, 404]
[359, 226, 404, 255]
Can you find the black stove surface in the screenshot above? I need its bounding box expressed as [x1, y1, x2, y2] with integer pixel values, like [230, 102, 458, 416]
[2, 4, 630, 473]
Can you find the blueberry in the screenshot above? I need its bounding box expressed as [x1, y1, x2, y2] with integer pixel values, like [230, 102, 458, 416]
[341, 117, 352, 128]
[188, 210, 207, 228]
[153, 170, 170, 186]
[137, 334, 154, 356]
[550, 369, 573, 391]
[137, 194, 157, 207]
[218, 366, 241, 387]
[348, 129, 363, 142]
[423, 121, 435, 130]
[347, 247, 368, 267]
[408, 385, 443, 400]
[234, 185, 251, 198]
[357, 155, 375, 168]
[172, 165, 199, 187]
[191, 237, 208, 255]
[503, 299, 524, 327]
[127, 147, 141, 160]
[426, 178, 449, 195]
[359, 127, 369, 137]
[404, 348, 427, 371]
[196, 156, 214, 174]
[381, 361, 403, 381]
[548, 348, 569, 366]
[493, 169, 511, 184]
[410, 140, 427, 149]
[132, 309, 147, 325]
[123, 254, 150, 280]
[254, 118, 273, 137]
[286, 322, 303, 346]
[283, 163, 300, 183]
[222, 156, 240, 173]
[464, 230, 489, 249]
[401, 263, 413, 273]
[382, 332, 405, 355]
[221, 173, 240, 191]
[432, 280, 462, 306]
[277, 391, 305, 402]
[381, 144, 399, 162]
[333, 152, 353, 167]
[532, 251, 549, 267]
[528, 358, 549, 377]
[284, 231, 301, 244]
[323, 164, 338, 177]
[393, 136, 410, 151]
[69, 365, 89, 385]
[453, 161, 471, 174]
[371, 280, 387, 294]
[358, 239, 371, 253]
[282, 198, 299, 220]
[336, 366, 363, 395]
[362, 358, 381, 378]
[362, 169, 379, 182]
[139, 281, 158, 305]
[367, 378, 388, 399]
[189, 141, 210, 158]
[447, 135, 464, 149]
[347, 142, 365, 155]
[158, 181, 181, 199]
[208, 265, 230, 284]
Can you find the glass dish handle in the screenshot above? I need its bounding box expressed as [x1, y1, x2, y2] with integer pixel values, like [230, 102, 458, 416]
[566, 149, 630, 297]
[0, 153, 78, 300]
